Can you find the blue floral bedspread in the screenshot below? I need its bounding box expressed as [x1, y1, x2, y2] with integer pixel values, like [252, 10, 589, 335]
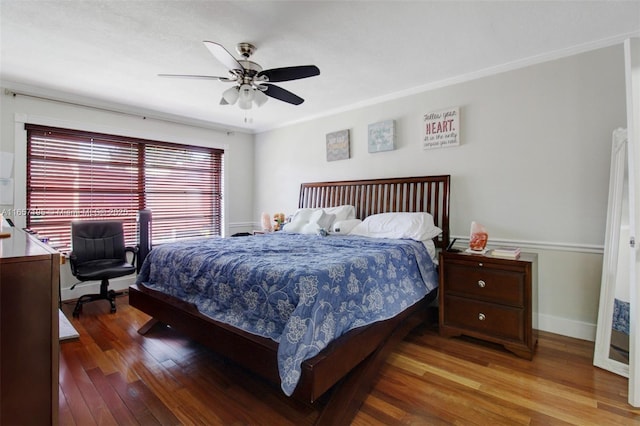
[136, 232, 438, 395]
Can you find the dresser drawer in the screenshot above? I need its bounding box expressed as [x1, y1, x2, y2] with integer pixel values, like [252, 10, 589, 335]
[443, 295, 524, 341]
[444, 261, 525, 307]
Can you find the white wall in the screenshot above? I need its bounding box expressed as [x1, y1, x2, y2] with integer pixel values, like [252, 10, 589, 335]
[0, 91, 255, 299]
[254, 45, 628, 340]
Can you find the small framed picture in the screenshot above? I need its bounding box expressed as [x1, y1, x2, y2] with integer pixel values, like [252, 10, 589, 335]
[423, 107, 460, 150]
[368, 120, 395, 153]
[326, 129, 350, 161]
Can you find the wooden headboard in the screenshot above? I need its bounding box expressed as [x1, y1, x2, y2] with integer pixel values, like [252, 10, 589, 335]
[299, 175, 450, 249]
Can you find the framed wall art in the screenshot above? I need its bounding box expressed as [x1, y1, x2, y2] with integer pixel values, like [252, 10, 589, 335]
[423, 106, 460, 150]
[368, 120, 395, 153]
[326, 129, 350, 161]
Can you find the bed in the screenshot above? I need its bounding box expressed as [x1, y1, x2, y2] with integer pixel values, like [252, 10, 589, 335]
[129, 174, 450, 424]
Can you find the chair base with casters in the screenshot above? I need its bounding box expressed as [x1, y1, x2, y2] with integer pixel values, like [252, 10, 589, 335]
[73, 278, 120, 317]
[70, 256, 137, 317]
[69, 220, 138, 317]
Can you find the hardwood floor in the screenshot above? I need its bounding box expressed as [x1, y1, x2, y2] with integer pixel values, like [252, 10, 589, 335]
[59, 295, 640, 425]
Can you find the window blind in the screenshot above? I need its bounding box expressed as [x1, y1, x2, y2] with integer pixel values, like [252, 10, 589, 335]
[25, 124, 223, 252]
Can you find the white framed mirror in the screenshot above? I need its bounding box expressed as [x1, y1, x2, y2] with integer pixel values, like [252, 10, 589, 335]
[623, 36, 639, 408]
[594, 128, 630, 377]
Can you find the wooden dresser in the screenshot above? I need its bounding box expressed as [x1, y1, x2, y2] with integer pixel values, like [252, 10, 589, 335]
[438, 250, 538, 359]
[1, 226, 59, 425]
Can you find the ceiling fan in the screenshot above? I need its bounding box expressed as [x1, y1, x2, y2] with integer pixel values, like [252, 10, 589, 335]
[159, 41, 320, 110]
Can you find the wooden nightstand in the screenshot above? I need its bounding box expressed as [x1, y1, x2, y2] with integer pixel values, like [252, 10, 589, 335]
[438, 250, 538, 359]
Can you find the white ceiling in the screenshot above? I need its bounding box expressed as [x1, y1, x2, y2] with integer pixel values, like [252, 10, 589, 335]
[1, 1, 639, 133]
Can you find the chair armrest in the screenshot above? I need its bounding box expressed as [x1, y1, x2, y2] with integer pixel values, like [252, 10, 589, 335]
[125, 245, 138, 268]
[69, 252, 78, 276]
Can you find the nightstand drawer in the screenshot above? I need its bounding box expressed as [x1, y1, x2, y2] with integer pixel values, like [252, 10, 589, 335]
[444, 263, 525, 307]
[443, 295, 524, 341]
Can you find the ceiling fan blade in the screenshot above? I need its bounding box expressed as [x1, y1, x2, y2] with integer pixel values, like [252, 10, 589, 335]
[203, 41, 243, 72]
[263, 84, 304, 105]
[257, 65, 320, 82]
[158, 73, 233, 81]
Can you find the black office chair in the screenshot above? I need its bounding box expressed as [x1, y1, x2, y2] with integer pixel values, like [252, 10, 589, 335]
[69, 220, 137, 317]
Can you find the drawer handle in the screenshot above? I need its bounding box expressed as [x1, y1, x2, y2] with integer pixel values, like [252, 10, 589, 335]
[478, 262, 483, 267]
[478, 280, 486, 288]
[478, 313, 486, 321]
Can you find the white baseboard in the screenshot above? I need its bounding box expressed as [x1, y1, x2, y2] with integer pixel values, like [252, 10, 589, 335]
[537, 313, 596, 342]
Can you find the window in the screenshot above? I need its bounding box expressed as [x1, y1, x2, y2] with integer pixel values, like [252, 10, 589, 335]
[25, 124, 224, 252]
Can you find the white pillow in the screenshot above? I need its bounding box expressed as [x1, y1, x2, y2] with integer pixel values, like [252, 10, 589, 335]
[287, 206, 354, 226]
[282, 220, 305, 233]
[330, 219, 362, 234]
[283, 208, 318, 233]
[289, 208, 316, 223]
[283, 209, 335, 234]
[422, 239, 437, 263]
[323, 205, 356, 222]
[300, 222, 321, 234]
[348, 212, 442, 241]
[309, 209, 335, 230]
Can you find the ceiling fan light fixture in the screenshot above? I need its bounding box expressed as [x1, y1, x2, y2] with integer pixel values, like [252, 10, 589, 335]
[239, 83, 254, 102]
[222, 86, 239, 105]
[238, 98, 252, 110]
[253, 89, 268, 107]
[238, 94, 252, 110]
